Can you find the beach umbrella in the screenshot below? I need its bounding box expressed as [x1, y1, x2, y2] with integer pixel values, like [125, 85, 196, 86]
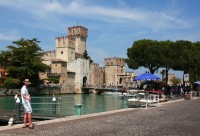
[133, 73, 160, 81]
[194, 81, 200, 85]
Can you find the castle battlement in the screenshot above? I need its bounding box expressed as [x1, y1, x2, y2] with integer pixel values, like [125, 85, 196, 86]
[42, 50, 56, 61]
[91, 63, 99, 67]
[55, 35, 75, 48]
[104, 57, 125, 66]
[55, 36, 67, 40]
[68, 26, 88, 38]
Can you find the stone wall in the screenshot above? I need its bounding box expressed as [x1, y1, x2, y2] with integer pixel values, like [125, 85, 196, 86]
[104, 57, 126, 87]
[68, 26, 88, 55]
[98, 67, 105, 87]
[89, 63, 101, 87]
[56, 36, 69, 62]
[67, 72, 76, 93]
[68, 58, 90, 93]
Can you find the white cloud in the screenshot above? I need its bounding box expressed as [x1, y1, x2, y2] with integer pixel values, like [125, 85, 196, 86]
[0, 0, 192, 31]
[0, 32, 19, 41]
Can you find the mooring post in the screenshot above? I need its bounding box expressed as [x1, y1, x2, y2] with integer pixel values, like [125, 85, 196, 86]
[170, 90, 173, 99]
[52, 94, 57, 115]
[15, 96, 21, 122]
[74, 104, 82, 116]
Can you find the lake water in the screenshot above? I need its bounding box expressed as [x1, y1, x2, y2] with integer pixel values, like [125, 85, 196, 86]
[0, 94, 128, 117]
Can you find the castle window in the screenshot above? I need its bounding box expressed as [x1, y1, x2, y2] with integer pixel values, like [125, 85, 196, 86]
[61, 51, 63, 54]
[81, 37, 86, 42]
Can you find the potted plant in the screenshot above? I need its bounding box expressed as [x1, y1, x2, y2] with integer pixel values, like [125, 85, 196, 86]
[184, 92, 192, 100]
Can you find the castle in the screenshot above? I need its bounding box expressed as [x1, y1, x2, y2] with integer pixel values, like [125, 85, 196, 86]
[40, 26, 136, 93]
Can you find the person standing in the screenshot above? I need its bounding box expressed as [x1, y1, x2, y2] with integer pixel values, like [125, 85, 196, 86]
[21, 79, 34, 129]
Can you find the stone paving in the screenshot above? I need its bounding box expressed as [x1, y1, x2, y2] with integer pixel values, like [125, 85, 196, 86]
[0, 98, 200, 136]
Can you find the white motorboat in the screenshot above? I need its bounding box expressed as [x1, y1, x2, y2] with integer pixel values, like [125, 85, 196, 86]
[127, 93, 160, 108]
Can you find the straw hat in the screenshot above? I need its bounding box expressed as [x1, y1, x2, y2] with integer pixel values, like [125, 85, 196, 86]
[23, 79, 31, 84]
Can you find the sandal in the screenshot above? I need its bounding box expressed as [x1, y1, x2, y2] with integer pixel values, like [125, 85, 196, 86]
[29, 125, 34, 129]
[23, 125, 28, 128]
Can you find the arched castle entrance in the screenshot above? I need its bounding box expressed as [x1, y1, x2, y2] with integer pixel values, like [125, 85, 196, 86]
[83, 76, 87, 87]
[119, 78, 122, 84]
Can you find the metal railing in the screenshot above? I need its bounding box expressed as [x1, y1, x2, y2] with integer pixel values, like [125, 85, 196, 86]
[15, 96, 82, 121]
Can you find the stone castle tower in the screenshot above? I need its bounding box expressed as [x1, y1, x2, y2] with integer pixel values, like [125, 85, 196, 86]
[56, 26, 88, 62]
[68, 26, 88, 55]
[89, 63, 104, 87]
[104, 57, 125, 87]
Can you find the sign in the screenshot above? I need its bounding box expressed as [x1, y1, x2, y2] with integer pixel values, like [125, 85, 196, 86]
[184, 74, 189, 82]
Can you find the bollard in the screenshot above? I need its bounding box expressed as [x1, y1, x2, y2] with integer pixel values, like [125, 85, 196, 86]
[52, 96, 57, 115]
[15, 95, 21, 122]
[170, 91, 173, 99]
[15, 102, 20, 122]
[8, 117, 14, 126]
[74, 104, 82, 116]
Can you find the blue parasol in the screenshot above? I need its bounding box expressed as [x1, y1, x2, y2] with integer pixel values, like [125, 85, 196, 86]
[133, 73, 160, 81]
[194, 81, 200, 85]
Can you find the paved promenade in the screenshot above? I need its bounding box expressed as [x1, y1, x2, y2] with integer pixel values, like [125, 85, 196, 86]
[0, 98, 200, 136]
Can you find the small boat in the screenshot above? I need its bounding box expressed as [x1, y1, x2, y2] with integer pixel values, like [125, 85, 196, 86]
[120, 93, 138, 100]
[127, 97, 140, 108]
[102, 91, 121, 96]
[127, 93, 160, 108]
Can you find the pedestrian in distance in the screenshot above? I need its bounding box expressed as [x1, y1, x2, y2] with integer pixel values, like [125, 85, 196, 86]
[21, 79, 34, 129]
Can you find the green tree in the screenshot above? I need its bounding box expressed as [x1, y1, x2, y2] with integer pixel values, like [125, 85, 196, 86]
[160, 69, 166, 82]
[83, 50, 93, 63]
[126, 39, 162, 74]
[187, 42, 200, 82]
[0, 38, 48, 87]
[126, 39, 200, 85]
[170, 76, 181, 85]
[171, 40, 194, 85]
[3, 77, 20, 89]
[158, 40, 174, 85]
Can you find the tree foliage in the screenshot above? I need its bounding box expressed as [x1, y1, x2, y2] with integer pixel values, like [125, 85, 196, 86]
[3, 77, 20, 89]
[126, 39, 162, 74]
[170, 76, 181, 85]
[126, 39, 200, 84]
[0, 38, 49, 87]
[83, 50, 93, 63]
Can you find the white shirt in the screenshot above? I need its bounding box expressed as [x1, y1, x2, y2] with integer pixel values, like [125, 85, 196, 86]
[21, 85, 30, 104]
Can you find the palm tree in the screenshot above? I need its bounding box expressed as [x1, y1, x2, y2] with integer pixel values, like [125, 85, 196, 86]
[160, 69, 166, 81]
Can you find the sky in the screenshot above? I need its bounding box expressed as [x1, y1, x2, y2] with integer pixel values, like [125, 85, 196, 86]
[0, 0, 200, 78]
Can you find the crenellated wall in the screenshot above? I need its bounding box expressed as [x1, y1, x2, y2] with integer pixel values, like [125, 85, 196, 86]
[68, 26, 88, 55]
[104, 57, 126, 87]
[68, 26, 88, 38]
[42, 50, 56, 66]
[104, 57, 125, 66]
